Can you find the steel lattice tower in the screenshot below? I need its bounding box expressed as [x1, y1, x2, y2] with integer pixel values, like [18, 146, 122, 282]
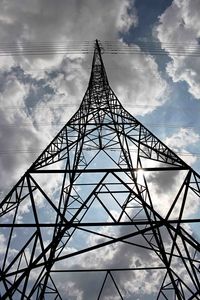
[0, 40, 200, 299]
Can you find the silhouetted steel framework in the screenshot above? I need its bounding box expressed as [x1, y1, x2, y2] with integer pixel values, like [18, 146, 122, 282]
[0, 40, 200, 299]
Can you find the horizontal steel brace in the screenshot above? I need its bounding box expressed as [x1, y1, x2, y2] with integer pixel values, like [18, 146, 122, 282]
[30, 167, 188, 173]
[51, 266, 166, 272]
[1, 219, 199, 227]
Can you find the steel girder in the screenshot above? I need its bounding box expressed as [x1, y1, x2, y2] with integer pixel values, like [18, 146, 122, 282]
[0, 40, 200, 299]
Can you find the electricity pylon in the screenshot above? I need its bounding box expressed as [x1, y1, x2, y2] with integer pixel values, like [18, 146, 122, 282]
[0, 40, 200, 299]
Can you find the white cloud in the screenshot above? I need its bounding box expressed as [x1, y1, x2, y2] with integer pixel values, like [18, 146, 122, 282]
[0, 233, 6, 254]
[0, 0, 135, 190]
[0, 2, 185, 299]
[116, 0, 138, 32]
[58, 281, 83, 300]
[156, 0, 200, 99]
[147, 168, 200, 219]
[103, 44, 168, 116]
[164, 127, 200, 165]
[51, 217, 168, 298]
[165, 128, 200, 149]
[0, 0, 169, 194]
[0, 73, 45, 193]
[144, 128, 200, 219]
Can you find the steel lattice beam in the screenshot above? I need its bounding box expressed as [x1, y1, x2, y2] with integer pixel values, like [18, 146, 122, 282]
[0, 40, 200, 299]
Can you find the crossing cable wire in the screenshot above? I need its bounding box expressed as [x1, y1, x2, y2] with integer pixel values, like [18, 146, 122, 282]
[0, 41, 94, 56]
[103, 41, 200, 57]
[0, 148, 199, 158]
[0, 40, 200, 57]
[0, 41, 199, 152]
[1, 103, 200, 114]
[0, 121, 199, 130]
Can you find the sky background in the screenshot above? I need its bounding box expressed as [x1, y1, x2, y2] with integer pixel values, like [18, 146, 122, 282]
[0, 0, 200, 196]
[0, 0, 200, 299]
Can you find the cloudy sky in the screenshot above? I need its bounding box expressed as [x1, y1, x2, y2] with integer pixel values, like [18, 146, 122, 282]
[0, 0, 200, 194]
[0, 0, 200, 299]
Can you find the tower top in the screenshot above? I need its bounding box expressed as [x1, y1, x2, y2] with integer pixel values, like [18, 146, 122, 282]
[88, 39, 109, 89]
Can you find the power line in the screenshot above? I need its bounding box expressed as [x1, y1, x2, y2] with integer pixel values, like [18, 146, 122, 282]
[0, 148, 199, 159]
[1, 103, 200, 111]
[0, 121, 199, 130]
[0, 40, 200, 57]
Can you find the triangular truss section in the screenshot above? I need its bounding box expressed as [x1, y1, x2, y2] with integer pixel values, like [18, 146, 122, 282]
[0, 40, 200, 299]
